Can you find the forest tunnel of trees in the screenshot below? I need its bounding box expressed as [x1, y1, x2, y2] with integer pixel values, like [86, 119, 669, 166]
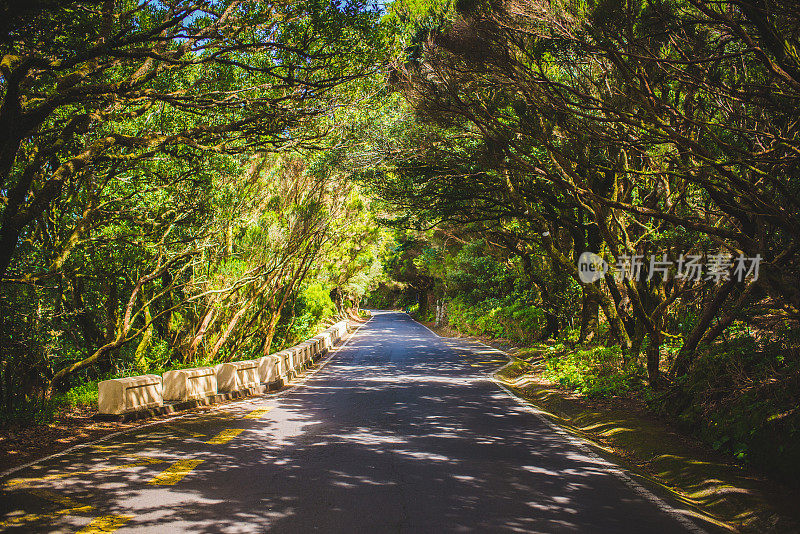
[1, 0, 799, 485]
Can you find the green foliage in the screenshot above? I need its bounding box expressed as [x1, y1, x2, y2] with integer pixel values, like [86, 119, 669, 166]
[0, 0, 393, 425]
[307, 284, 337, 318]
[542, 346, 645, 398]
[291, 283, 338, 340]
[650, 331, 800, 484]
[57, 382, 100, 409]
[269, 282, 339, 351]
[446, 298, 545, 342]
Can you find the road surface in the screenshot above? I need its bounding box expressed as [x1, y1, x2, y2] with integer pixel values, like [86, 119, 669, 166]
[0, 310, 705, 533]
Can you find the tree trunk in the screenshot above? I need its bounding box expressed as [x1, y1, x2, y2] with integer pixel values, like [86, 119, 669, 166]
[578, 289, 599, 343]
[187, 306, 217, 362]
[208, 294, 259, 362]
[134, 298, 152, 372]
[539, 233, 632, 350]
[669, 278, 737, 378]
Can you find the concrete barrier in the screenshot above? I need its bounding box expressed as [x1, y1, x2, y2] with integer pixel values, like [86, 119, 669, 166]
[217, 360, 260, 392]
[301, 341, 313, 364]
[299, 341, 313, 365]
[331, 320, 347, 343]
[294, 344, 308, 368]
[308, 338, 320, 361]
[98, 375, 163, 415]
[318, 331, 335, 359]
[275, 350, 293, 379]
[257, 355, 281, 384]
[163, 367, 217, 401]
[317, 331, 332, 350]
[97, 319, 353, 417]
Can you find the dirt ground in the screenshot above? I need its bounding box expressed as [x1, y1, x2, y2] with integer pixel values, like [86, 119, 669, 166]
[0, 406, 141, 472]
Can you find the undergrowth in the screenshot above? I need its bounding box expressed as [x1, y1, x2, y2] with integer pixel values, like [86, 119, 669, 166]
[542, 345, 646, 398]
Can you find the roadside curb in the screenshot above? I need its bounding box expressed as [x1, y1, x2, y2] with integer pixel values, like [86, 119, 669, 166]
[91, 380, 284, 423]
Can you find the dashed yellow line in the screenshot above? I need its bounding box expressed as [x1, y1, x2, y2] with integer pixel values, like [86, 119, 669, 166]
[244, 407, 274, 419]
[0, 512, 42, 529]
[147, 459, 204, 486]
[205, 429, 245, 445]
[76, 514, 133, 533]
[0, 490, 95, 529]
[26, 487, 93, 512]
[89, 444, 116, 451]
[5, 457, 167, 488]
[162, 424, 206, 438]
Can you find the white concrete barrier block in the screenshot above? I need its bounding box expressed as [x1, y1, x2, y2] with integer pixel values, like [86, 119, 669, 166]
[305, 341, 313, 360]
[217, 360, 260, 392]
[334, 321, 347, 340]
[276, 350, 292, 377]
[257, 355, 281, 383]
[98, 375, 163, 415]
[319, 332, 332, 349]
[316, 337, 324, 352]
[163, 367, 217, 401]
[294, 344, 308, 367]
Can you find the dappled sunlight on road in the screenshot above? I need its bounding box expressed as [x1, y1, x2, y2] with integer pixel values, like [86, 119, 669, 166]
[0, 311, 704, 533]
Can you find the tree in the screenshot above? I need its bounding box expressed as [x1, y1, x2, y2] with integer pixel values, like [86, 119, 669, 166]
[0, 0, 388, 419]
[358, 0, 800, 385]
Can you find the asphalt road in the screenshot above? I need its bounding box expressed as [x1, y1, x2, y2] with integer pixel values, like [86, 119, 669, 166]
[0, 310, 706, 533]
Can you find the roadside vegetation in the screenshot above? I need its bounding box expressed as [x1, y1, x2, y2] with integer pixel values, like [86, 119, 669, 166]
[0, 1, 390, 425]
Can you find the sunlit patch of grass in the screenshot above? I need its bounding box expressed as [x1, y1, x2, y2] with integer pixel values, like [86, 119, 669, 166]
[59, 382, 100, 408]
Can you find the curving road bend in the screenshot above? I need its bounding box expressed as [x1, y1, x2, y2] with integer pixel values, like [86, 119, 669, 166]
[0, 310, 708, 533]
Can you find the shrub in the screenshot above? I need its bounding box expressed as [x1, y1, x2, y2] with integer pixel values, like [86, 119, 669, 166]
[445, 297, 546, 342]
[651, 332, 800, 484]
[542, 345, 644, 397]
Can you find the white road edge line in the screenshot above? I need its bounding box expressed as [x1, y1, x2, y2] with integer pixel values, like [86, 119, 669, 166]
[0, 315, 373, 481]
[408, 312, 710, 534]
[492, 380, 709, 534]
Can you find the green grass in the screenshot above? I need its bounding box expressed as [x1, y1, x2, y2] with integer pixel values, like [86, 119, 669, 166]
[58, 381, 100, 408]
[541, 345, 645, 398]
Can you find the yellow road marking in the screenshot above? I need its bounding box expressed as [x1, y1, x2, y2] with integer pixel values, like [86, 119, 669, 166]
[77, 514, 133, 533]
[244, 407, 273, 419]
[0, 501, 95, 529]
[162, 424, 206, 438]
[206, 429, 245, 445]
[0, 512, 42, 529]
[26, 487, 93, 512]
[147, 459, 204, 486]
[5, 456, 167, 488]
